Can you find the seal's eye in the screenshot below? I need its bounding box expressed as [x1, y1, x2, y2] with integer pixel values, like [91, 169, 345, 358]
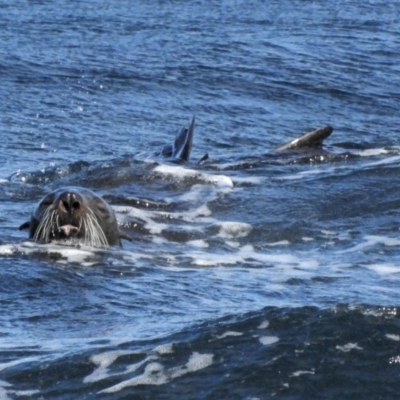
[96, 204, 107, 214]
[93, 200, 109, 217]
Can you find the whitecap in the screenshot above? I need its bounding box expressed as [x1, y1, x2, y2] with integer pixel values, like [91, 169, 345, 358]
[217, 221, 253, 239]
[259, 336, 279, 345]
[336, 343, 363, 352]
[99, 352, 213, 393]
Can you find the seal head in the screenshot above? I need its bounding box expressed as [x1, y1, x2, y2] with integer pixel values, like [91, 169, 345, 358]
[19, 187, 131, 247]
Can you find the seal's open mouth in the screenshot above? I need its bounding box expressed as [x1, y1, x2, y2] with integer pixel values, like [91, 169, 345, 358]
[58, 224, 79, 237]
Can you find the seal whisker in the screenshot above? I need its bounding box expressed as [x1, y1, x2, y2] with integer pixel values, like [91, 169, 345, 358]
[93, 213, 108, 246]
[85, 210, 108, 247]
[46, 210, 56, 241]
[82, 213, 98, 247]
[45, 210, 56, 241]
[89, 216, 102, 247]
[56, 213, 60, 233]
[33, 207, 54, 242]
[48, 210, 57, 240]
[82, 215, 95, 247]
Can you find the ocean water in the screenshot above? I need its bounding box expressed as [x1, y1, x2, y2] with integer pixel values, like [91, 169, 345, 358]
[1, 0, 400, 399]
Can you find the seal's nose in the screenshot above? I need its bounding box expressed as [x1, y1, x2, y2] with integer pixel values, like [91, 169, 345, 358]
[58, 192, 81, 215]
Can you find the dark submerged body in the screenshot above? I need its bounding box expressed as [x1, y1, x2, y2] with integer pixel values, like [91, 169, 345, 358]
[166, 117, 334, 162]
[275, 125, 334, 152]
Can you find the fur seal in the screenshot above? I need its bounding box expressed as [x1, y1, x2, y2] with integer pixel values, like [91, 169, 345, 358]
[19, 187, 132, 247]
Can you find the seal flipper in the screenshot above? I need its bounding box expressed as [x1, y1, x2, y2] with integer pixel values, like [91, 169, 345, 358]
[19, 221, 30, 230]
[198, 153, 209, 164]
[275, 126, 334, 152]
[118, 229, 133, 242]
[161, 117, 195, 163]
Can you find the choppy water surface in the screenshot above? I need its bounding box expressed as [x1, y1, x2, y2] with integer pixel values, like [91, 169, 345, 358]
[1, 0, 400, 398]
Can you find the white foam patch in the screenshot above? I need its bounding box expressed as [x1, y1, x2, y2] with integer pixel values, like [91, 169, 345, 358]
[240, 245, 317, 269]
[340, 235, 400, 254]
[217, 222, 253, 239]
[179, 205, 213, 223]
[258, 321, 270, 329]
[192, 251, 245, 267]
[231, 176, 263, 185]
[225, 240, 241, 248]
[85, 349, 174, 384]
[359, 307, 397, 318]
[45, 246, 96, 264]
[366, 264, 400, 275]
[189, 244, 318, 270]
[215, 331, 243, 339]
[100, 352, 213, 393]
[353, 148, 389, 157]
[152, 236, 170, 245]
[165, 183, 233, 204]
[362, 154, 400, 168]
[10, 390, 41, 397]
[389, 356, 400, 364]
[259, 336, 279, 345]
[169, 184, 209, 203]
[279, 166, 336, 181]
[146, 221, 168, 234]
[0, 384, 12, 400]
[121, 251, 154, 265]
[153, 164, 234, 187]
[290, 370, 315, 377]
[153, 343, 174, 355]
[0, 244, 15, 256]
[336, 343, 363, 352]
[185, 352, 213, 373]
[90, 350, 133, 369]
[159, 264, 198, 272]
[117, 203, 214, 234]
[321, 230, 336, 236]
[85, 353, 157, 384]
[266, 240, 290, 247]
[386, 334, 400, 341]
[0, 242, 97, 264]
[187, 239, 209, 248]
[120, 206, 170, 234]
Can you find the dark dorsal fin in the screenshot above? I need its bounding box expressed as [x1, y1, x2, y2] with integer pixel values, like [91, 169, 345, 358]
[161, 117, 195, 163]
[275, 126, 334, 152]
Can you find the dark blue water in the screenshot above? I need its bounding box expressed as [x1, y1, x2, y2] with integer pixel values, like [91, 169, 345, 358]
[1, 0, 400, 398]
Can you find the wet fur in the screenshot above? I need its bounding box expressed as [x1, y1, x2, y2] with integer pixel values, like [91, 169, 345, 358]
[20, 187, 131, 247]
